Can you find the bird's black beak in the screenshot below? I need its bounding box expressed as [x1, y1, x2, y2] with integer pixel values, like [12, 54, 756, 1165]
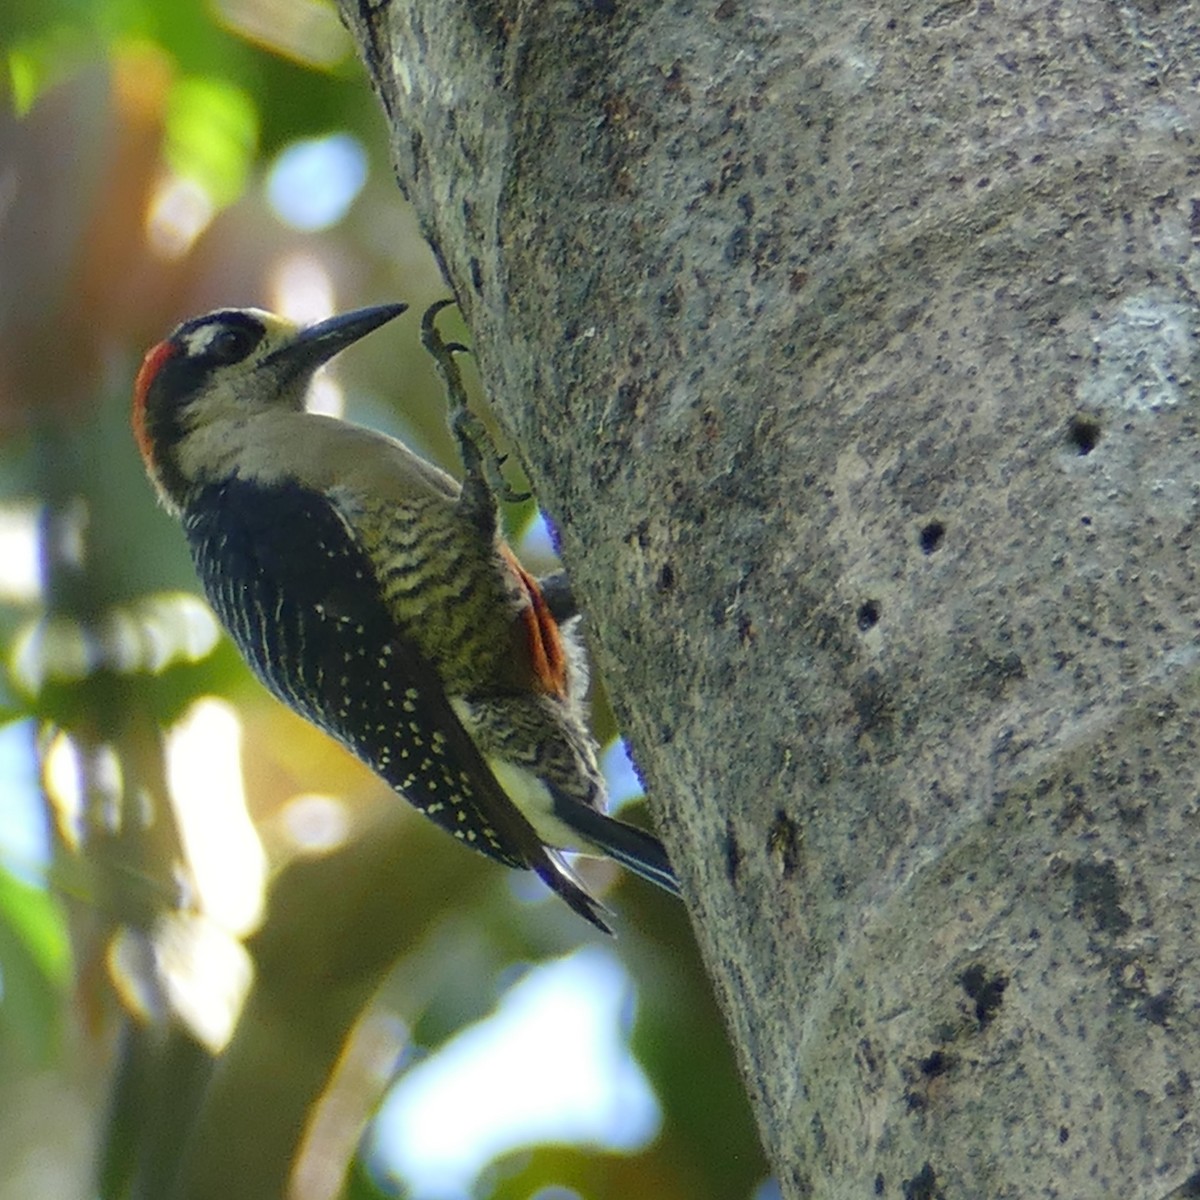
[265, 303, 408, 378]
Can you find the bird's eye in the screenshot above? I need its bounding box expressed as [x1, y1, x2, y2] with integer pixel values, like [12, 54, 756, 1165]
[207, 326, 257, 364]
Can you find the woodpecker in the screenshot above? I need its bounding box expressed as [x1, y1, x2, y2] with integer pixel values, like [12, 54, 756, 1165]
[132, 303, 678, 932]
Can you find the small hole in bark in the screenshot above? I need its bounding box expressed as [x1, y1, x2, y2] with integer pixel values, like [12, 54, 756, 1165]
[919, 522, 945, 555]
[857, 600, 881, 630]
[1067, 415, 1100, 455]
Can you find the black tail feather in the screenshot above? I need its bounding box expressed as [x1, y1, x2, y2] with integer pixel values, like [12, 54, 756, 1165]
[534, 851, 613, 934]
[552, 793, 681, 898]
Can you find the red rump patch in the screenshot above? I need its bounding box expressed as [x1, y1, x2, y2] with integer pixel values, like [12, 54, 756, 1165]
[131, 339, 178, 470]
[502, 544, 568, 697]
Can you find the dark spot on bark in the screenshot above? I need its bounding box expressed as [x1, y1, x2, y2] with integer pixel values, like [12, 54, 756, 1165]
[657, 562, 675, 591]
[902, 1162, 943, 1200]
[725, 819, 741, 883]
[920, 1050, 952, 1078]
[811, 1110, 826, 1151]
[766, 809, 801, 878]
[659, 285, 683, 316]
[1175, 1170, 1200, 1196]
[725, 225, 750, 263]
[1167, 1069, 1192, 1098]
[852, 668, 895, 735]
[720, 160, 744, 191]
[1141, 989, 1175, 1026]
[661, 61, 689, 100]
[977, 650, 1025, 698]
[1059, 1125, 1069, 1144]
[788, 1164, 813, 1196]
[616, 377, 642, 417]
[960, 963, 1008, 1026]
[857, 599, 881, 630]
[858, 1037, 881, 1076]
[1072, 858, 1131, 934]
[1067, 414, 1100, 455]
[919, 521, 946, 554]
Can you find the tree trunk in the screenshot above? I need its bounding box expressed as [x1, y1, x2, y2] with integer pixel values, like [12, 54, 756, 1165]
[339, 1, 1200, 1195]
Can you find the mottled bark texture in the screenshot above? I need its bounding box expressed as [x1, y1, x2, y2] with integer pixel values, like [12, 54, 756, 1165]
[340, 1, 1200, 1195]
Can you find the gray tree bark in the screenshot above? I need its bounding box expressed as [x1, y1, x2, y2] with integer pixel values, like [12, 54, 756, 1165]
[339, 1, 1200, 1195]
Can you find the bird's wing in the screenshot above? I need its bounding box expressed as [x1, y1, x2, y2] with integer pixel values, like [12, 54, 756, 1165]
[183, 474, 611, 932]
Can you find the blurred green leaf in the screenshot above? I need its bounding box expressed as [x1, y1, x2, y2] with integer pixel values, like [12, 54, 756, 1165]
[0, 868, 68, 982]
[0, 866, 70, 1063]
[2, 0, 372, 155]
[5, 23, 93, 113]
[0, 653, 32, 726]
[166, 74, 257, 208]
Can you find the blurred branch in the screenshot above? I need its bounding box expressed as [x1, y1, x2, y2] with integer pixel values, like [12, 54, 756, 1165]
[170, 805, 445, 1200]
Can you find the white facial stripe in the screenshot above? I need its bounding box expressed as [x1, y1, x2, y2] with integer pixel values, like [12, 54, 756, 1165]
[178, 310, 278, 359]
[181, 324, 226, 357]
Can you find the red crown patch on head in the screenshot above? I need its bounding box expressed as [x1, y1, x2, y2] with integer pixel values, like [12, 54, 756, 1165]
[132, 339, 178, 471]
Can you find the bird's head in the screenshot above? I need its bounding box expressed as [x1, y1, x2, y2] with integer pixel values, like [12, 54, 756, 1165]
[132, 303, 407, 511]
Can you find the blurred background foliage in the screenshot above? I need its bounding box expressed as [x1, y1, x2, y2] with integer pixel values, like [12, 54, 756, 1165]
[0, 2, 768, 1198]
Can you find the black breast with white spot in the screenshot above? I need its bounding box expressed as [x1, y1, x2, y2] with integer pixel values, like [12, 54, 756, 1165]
[182, 476, 524, 867]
